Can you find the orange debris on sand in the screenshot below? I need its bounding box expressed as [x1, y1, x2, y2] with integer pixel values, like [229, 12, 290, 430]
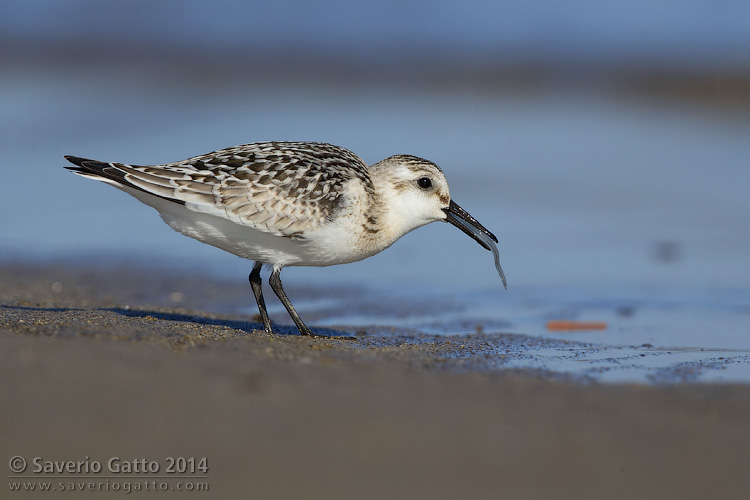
[546, 320, 608, 331]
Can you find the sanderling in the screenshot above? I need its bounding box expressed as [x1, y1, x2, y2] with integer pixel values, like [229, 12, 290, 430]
[65, 141, 506, 338]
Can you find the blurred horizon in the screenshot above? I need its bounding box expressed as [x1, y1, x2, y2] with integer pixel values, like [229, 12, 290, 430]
[2, 0, 750, 105]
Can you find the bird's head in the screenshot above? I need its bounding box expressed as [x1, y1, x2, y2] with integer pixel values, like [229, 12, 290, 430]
[370, 154, 507, 288]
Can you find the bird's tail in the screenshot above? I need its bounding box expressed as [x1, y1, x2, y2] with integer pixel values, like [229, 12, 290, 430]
[64, 155, 129, 185]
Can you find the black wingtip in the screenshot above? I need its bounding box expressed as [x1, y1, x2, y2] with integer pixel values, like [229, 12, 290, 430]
[63, 156, 118, 178]
[64, 155, 92, 167]
[64, 155, 103, 175]
[63, 154, 187, 206]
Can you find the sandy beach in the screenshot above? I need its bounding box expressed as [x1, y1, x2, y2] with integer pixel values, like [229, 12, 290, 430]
[2, 262, 749, 499]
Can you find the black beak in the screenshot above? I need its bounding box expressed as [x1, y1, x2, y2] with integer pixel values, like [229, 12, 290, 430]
[443, 200, 507, 289]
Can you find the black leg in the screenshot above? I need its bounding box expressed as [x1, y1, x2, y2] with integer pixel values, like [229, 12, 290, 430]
[268, 267, 314, 337]
[249, 262, 273, 334]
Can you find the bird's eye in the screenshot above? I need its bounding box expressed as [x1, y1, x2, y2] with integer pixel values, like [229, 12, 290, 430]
[417, 177, 432, 189]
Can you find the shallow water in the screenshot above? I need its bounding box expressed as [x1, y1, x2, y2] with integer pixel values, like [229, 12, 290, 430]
[254, 283, 750, 384]
[1, 69, 749, 383]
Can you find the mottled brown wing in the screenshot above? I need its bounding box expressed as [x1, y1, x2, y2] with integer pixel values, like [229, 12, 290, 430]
[109, 142, 372, 238]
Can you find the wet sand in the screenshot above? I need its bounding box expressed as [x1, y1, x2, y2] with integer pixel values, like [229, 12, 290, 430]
[2, 262, 750, 499]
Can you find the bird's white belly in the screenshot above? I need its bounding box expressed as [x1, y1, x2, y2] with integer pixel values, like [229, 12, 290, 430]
[128, 186, 376, 267]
